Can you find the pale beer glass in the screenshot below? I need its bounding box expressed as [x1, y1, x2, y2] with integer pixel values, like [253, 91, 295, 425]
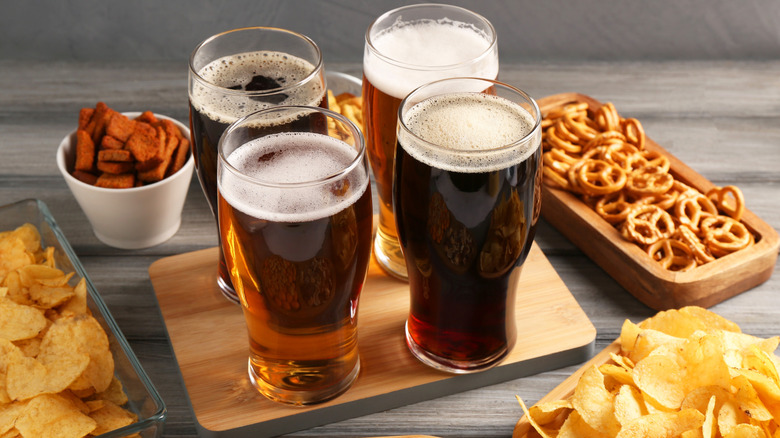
[395, 78, 542, 373]
[363, 4, 499, 279]
[189, 27, 326, 303]
[217, 106, 372, 405]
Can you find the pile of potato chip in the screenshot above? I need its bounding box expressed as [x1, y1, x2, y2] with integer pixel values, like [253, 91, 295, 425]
[0, 224, 137, 437]
[518, 306, 780, 438]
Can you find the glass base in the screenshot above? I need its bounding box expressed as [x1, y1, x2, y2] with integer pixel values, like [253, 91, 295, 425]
[404, 320, 509, 374]
[247, 357, 360, 406]
[373, 230, 408, 280]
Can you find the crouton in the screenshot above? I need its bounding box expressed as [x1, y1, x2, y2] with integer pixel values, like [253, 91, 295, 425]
[106, 112, 136, 142]
[74, 129, 96, 172]
[95, 173, 136, 189]
[98, 149, 133, 162]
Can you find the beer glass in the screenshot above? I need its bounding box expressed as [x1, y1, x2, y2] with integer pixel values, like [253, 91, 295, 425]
[395, 78, 542, 373]
[189, 27, 326, 303]
[217, 106, 372, 405]
[363, 4, 499, 280]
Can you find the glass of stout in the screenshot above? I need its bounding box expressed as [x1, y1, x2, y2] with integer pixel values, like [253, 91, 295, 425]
[363, 4, 499, 280]
[395, 77, 542, 373]
[217, 105, 372, 405]
[189, 27, 326, 304]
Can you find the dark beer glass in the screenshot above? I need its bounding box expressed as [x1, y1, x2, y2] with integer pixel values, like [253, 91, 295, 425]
[395, 78, 542, 373]
[189, 27, 326, 303]
[218, 106, 372, 405]
[363, 4, 498, 280]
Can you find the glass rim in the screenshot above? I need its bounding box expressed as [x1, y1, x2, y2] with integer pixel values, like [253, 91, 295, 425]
[218, 105, 366, 189]
[397, 77, 542, 157]
[364, 3, 497, 72]
[189, 26, 324, 97]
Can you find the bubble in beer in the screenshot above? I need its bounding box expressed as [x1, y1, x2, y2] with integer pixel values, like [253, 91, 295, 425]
[220, 132, 368, 223]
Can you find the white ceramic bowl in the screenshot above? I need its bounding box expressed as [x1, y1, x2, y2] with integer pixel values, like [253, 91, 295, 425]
[56, 112, 194, 249]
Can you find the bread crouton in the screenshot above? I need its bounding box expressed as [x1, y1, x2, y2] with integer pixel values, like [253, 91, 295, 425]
[95, 173, 136, 189]
[74, 129, 96, 172]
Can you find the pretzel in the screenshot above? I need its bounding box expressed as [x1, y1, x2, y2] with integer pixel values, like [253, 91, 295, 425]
[673, 193, 718, 233]
[675, 224, 715, 264]
[701, 215, 753, 256]
[545, 125, 582, 154]
[595, 102, 620, 132]
[563, 112, 597, 141]
[638, 149, 670, 173]
[571, 159, 627, 196]
[706, 185, 745, 221]
[621, 204, 675, 246]
[582, 143, 640, 172]
[625, 166, 674, 197]
[647, 238, 697, 272]
[542, 102, 588, 129]
[594, 192, 634, 224]
[621, 117, 645, 150]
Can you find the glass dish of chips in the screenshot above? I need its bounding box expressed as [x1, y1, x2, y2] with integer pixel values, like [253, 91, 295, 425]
[0, 198, 166, 438]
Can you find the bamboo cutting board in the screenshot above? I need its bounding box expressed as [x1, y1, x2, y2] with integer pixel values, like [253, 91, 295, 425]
[149, 243, 595, 438]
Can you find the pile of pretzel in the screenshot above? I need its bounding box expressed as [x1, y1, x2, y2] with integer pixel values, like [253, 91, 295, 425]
[541, 101, 754, 272]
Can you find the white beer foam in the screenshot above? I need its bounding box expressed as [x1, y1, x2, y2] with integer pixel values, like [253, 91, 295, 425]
[363, 19, 498, 99]
[191, 50, 324, 126]
[399, 93, 541, 173]
[220, 132, 368, 223]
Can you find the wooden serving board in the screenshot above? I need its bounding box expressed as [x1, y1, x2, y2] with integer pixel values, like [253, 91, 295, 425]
[538, 92, 779, 311]
[149, 243, 596, 438]
[512, 340, 621, 438]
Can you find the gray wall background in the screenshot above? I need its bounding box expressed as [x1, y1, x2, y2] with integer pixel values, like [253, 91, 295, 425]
[2, 0, 780, 64]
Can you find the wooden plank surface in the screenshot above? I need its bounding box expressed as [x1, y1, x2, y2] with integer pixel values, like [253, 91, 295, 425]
[1, 60, 778, 437]
[149, 244, 595, 437]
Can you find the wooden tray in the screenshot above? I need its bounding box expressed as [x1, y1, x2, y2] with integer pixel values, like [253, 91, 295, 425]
[512, 340, 621, 438]
[149, 243, 596, 438]
[538, 92, 779, 311]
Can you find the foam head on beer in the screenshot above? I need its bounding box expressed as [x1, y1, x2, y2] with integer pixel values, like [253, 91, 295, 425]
[220, 132, 369, 223]
[363, 17, 499, 99]
[191, 50, 325, 126]
[398, 92, 540, 173]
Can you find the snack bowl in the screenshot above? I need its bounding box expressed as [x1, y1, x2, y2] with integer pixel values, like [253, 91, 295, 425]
[56, 112, 194, 250]
[326, 70, 362, 96]
[0, 198, 166, 437]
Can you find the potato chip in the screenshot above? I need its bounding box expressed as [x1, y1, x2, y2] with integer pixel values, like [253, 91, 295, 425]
[733, 374, 773, 422]
[723, 423, 766, 438]
[516, 395, 557, 438]
[633, 353, 685, 409]
[89, 400, 137, 435]
[614, 384, 647, 427]
[14, 394, 96, 438]
[572, 365, 621, 436]
[94, 377, 128, 406]
[617, 409, 705, 438]
[0, 296, 46, 341]
[629, 328, 686, 363]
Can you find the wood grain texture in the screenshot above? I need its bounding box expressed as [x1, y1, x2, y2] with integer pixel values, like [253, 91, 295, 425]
[148, 244, 595, 437]
[537, 92, 779, 310]
[1, 60, 778, 437]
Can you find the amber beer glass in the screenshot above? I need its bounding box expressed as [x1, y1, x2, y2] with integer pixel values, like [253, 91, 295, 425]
[363, 4, 498, 279]
[189, 27, 326, 303]
[217, 106, 372, 405]
[395, 78, 542, 373]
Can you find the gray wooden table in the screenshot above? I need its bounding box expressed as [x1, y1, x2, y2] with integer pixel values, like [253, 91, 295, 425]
[1, 60, 778, 438]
